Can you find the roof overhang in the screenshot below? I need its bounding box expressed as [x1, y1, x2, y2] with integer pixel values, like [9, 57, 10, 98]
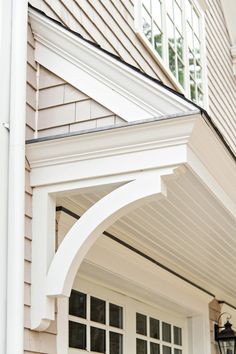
[27, 113, 236, 218]
[28, 6, 198, 122]
[28, 112, 236, 331]
[27, 5, 236, 332]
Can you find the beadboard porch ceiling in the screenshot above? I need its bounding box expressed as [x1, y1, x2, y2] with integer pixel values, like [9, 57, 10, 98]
[57, 166, 236, 306]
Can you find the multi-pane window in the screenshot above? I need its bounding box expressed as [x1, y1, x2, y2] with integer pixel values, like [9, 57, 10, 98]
[136, 312, 183, 354]
[68, 281, 186, 354]
[139, 0, 204, 105]
[69, 290, 123, 353]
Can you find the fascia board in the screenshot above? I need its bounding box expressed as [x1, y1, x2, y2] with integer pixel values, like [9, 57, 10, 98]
[188, 117, 236, 210]
[26, 113, 236, 219]
[26, 113, 199, 170]
[29, 9, 197, 121]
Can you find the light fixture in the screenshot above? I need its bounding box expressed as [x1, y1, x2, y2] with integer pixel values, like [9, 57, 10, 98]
[215, 313, 236, 354]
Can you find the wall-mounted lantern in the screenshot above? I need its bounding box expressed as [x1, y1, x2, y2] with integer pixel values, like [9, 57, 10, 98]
[215, 313, 236, 354]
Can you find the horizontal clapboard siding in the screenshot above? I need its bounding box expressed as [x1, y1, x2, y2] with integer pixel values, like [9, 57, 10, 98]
[26, 23, 37, 140]
[205, 0, 236, 153]
[37, 66, 125, 139]
[29, 0, 236, 154]
[24, 160, 58, 354]
[29, 0, 174, 86]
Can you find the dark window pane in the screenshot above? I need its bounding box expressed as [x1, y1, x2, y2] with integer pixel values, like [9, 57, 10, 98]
[110, 303, 123, 329]
[150, 317, 160, 339]
[162, 322, 171, 343]
[69, 290, 86, 318]
[91, 297, 106, 324]
[163, 346, 172, 354]
[136, 313, 147, 335]
[69, 321, 86, 349]
[110, 331, 123, 354]
[90, 327, 106, 353]
[150, 342, 160, 354]
[137, 338, 147, 354]
[174, 350, 182, 354]
[174, 326, 182, 345]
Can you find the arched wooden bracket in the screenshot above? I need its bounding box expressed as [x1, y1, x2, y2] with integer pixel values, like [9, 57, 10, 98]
[31, 168, 177, 331]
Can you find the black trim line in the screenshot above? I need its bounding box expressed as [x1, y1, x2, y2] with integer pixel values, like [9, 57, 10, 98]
[218, 301, 236, 311]
[56, 206, 80, 220]
[56, 206, 214, 298]
[28, 3, 236, 163]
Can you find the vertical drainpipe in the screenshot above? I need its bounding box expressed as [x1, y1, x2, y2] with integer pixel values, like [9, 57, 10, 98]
[0, 1, 12, 353]
[6, 0, 28, 353]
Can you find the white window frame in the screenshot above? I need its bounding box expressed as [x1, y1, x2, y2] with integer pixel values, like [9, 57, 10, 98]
[67, 278, 187, 354]
[134, 0, 208, 109]
[68, 285, 125, 354]
[56, 226, 212, 354]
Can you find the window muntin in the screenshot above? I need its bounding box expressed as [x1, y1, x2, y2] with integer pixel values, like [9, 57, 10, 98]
[68, 282, 186, 354]
[139, 0, 204, 105]
[136, 312, 183, 354]
[69, 290, 124, 353]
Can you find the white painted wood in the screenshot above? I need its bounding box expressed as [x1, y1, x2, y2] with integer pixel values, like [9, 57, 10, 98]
[46, 170, 170, 298]
[6, 2, 28, 354]
[26, 114, 236, 219]
[134, 0, 208, 108]
[31, 189, 56, 330]
[31, 169, 174, 331]
[27, 113, 198, 185]
[57, 298, 68, 354]
[0, 1, 12, 351]
[82, 237, 213, 314]
[29, 7, 197, 123]
[68, 247, 211, 354]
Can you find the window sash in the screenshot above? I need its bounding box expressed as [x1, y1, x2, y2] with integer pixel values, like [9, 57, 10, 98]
[138, 0, 205, 106]
[68, 282, 187, 354]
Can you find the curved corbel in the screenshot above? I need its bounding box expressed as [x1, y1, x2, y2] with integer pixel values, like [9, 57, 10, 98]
[32, 168, 175, 331]
[46, 170, 171, 297]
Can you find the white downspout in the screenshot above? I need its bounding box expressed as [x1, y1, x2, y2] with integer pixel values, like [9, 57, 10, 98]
[6, 1, 28, 354]
[0, 1, 12, 353]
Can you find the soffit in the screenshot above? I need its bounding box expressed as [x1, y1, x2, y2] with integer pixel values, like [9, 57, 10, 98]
[58, 166, 236, 306]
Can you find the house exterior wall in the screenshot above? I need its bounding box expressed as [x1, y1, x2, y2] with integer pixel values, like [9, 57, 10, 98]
[205, 0, 236, 154]
[24, 1, 236, 354]
[28, 0, 236, 154]
[24, 160, 58, 354]
[28, 0, 174, 86]
[26, 23, 37, 140]
[209, 299, 221, 354]
[37, 66, 124, 139]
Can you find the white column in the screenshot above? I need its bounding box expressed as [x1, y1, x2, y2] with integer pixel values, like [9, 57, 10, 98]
[6, 1, 28, 353]
[0, 1, 12, 352]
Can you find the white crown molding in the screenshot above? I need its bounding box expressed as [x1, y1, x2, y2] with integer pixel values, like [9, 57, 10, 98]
[28, 8, 197, 122]
[26, 113, 236, 218]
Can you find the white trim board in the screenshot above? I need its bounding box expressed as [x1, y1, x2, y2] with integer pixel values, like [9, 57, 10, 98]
[28, 7, 197, 122]
[27, 114, 236, 218]
[57, 239, 212, 354]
